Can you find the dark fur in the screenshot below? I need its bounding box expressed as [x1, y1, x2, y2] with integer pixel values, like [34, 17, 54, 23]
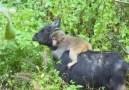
[33, 19, 129, 90]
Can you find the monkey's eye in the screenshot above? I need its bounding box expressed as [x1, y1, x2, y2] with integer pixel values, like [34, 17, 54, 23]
[52, 38, 57, 40]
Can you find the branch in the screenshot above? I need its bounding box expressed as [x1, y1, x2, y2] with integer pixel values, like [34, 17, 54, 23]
[108, 33, 129, 55]
[115, 0, 129, 4]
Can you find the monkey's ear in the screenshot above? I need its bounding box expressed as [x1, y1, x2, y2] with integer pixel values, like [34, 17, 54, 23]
[61, 36, 66, 41]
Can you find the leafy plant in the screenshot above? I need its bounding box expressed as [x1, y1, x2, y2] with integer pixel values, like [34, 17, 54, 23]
[0, 0, 129, 89]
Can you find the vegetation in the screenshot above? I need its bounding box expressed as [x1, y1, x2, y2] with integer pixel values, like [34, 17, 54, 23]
[0, 0, 129, 89]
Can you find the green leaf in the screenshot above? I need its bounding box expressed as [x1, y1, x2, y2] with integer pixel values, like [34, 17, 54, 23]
[5, 19, 16, 40]
[0, 3, 16, 40]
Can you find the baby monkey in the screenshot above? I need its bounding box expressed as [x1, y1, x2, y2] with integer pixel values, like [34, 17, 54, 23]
[51, 31, 92, 68]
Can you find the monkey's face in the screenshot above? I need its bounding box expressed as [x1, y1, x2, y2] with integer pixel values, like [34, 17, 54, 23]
[33, 19, 61, 46]
[52, 36, 66, 47]
[52, 37, 58, 46]
[51, 31, 66, 44]
[51, 34, 61, 47]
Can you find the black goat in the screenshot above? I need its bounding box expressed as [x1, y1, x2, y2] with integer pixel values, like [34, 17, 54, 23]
[33, 18, 128, 90]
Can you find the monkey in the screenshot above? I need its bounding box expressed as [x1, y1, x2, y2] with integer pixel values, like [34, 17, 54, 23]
[51, 31, 92, 68]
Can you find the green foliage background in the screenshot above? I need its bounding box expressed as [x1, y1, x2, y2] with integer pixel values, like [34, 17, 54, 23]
[0, 0, 129, 89]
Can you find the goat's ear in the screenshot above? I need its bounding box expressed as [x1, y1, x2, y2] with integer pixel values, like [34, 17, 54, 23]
[54, 18, 61, 28]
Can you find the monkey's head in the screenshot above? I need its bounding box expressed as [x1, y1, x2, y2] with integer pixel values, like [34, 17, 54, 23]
[33, 18, 61, 46]
[51, 31, 66, 46]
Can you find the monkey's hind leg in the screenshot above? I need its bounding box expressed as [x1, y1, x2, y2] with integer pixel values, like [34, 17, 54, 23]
[68, 48, 81, 69]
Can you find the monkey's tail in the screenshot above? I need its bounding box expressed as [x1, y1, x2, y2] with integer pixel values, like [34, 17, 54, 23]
[88, 44, 92, 51]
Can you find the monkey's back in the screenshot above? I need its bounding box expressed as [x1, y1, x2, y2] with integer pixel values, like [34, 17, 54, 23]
[66, 36, 92, 51]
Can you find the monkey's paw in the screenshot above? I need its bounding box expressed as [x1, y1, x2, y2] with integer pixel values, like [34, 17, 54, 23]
[67, 63, 73, 69]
